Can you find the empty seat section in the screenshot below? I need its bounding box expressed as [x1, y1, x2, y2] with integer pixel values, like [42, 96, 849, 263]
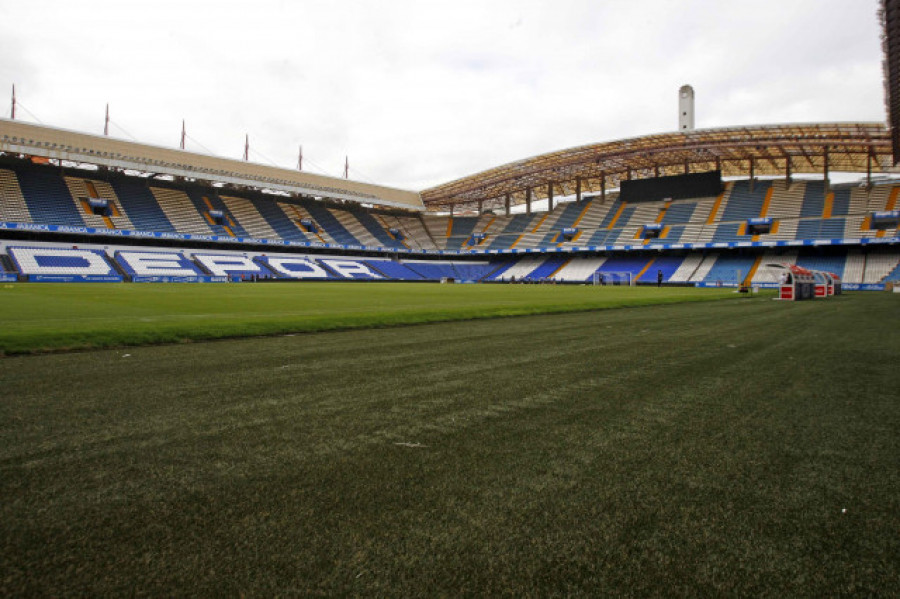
[389, 215, 436, 250]
[831, 189, 852, 216]
[185, 190, 246, 237]
[220, 196, 281, 240]
[450, 262, 495, 281]
[0, 168, 34, 223]
[152, 187, 214, 235]
[598, 199, 625, 228]
[16, 165, 85, 226]
[482, 259, 516, 280]
[487, 255, 544, 280]
[720, 180, 771, 222]
[192, 253, 279, 279]
[527, 255, 569, 279]
[364, 260, 424, 280]
[586, 230, 611, 245]
[555, 256, 606, 281]
[795, 219, 822, 240]
[710, 222, 742, 243]
[549, 201, 586, 230]
[863, 251, 900, 283]
[353, 211, 405, 249]
[537, 230, 562, 247]
[881, 258, 900, 282]
[641, 254, 685, 282]
[445, 217, 480, 249]
[500, 213, 536, 234]
[487, 234, 522, 249]
[702, 254, 757, 285]
[596, 254, 651, 278]
[660, 225, 686, 243]
[111, 178, 177, 233]
[669, 253, 705, 282]
[799, 181, 826, 218]
[8, 245, 117, 277]
[249, 198, 310, 242]
[818, 218, 846, 238]
[114, 250, 206, 278]
[662, 202, 697, 225]
[795, 252, 847, 277]
[401, 261, 459, 280]
[303, 203, 361, 246]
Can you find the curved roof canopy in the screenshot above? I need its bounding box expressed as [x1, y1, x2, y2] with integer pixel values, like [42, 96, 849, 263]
[0, 118, 424, 211]
[421, 123, 893, 211]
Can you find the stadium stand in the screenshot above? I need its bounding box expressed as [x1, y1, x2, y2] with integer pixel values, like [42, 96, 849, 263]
[863, 250, 900, 283]
[702, 254, 759, 286]
[318, 258, 383, 279]
[110, 177, 178, 233]
[192, 253, 278, 279]
[364, 259, 424, 280]
[795, 251, 848, 278]
[0, 168, 34, 223]
[16, 164, 85, 227]
[152, 187, 215, 236]
[8, 245, 121, 281]
[526, 255, 569, 280]
[595, 254, 652, 279]
[555, 256, 607, 282]
[882, 258, 900, 282]
[637, 254, 686, 283]
[2, 158, 900, 287]
[115, 250, 209, 280]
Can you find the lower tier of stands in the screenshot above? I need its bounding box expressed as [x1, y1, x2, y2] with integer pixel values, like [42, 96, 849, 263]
[2, 240, 898, 289]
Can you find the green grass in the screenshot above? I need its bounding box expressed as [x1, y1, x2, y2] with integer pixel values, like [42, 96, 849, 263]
[0, 282, 739, 354]
[0, 292, 897, 595]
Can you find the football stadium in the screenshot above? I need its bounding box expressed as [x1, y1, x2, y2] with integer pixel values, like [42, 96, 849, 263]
[1, 1, 898, 595]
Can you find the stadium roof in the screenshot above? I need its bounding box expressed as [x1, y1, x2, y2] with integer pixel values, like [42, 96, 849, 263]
[0, 118, 425, 212]
[421, 123, 893, 212]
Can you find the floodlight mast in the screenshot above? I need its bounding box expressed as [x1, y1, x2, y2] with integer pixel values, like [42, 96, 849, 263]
[679, 85, 695, 131]
[10, 84, 15, 120]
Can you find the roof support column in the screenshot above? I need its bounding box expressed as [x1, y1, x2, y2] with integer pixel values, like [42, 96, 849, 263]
[683, 160, 690, 174]
[505, 193, 511, 216]
[600, 173, 606, 202]
[715, 156, 721, 173]
[478, 199, 483, 215]
[449, 204, 454, 217]
[785, 155, 792, 189]
[823, 146, 830, 192]
[575, 176, 582, 204]
[526, 187, 532, 215]
[547, 183, 554, 213]
[654, 164, 660, 177]
[749, 157, 755, 192]
[867, 151, 873, 188]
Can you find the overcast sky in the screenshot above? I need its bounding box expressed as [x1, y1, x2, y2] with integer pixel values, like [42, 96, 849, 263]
[0, 0, 886, 191]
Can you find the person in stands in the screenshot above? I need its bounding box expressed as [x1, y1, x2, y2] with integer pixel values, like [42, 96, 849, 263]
[657, 269, 663, 287]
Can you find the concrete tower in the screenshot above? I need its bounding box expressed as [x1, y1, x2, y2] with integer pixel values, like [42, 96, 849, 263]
[679, 85, 695, 131]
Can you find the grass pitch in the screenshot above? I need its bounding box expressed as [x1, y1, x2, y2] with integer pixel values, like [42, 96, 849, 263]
[0, 290, 897, 595]
[0, 282, 737, 354]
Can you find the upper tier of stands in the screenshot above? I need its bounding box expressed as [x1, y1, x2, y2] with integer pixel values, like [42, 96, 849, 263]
[1, 163, 898, 256]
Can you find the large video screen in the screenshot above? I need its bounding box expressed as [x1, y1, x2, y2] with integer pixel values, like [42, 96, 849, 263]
[620, 170, 722, 202]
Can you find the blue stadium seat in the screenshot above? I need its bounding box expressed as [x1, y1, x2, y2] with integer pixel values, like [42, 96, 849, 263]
[16, 165, 85, 226]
